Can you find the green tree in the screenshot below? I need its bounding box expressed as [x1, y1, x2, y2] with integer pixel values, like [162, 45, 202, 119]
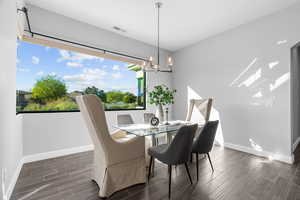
[84, 86, 106, 102]
[106, 91, 124, 103]
[32, 75, 67, 103]
[123, 92, 137, 103]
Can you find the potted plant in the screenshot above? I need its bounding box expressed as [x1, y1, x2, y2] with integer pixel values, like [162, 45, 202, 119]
[148, 85, 176, 123]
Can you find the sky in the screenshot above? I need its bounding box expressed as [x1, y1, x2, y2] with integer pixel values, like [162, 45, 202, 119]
[16, 41, 138, 94]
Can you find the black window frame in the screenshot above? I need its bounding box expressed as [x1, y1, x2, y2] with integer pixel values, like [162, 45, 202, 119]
[16, 39, 147, 115]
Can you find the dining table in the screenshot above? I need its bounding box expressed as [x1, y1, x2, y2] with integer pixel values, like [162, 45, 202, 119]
[114, 120, 204, 176]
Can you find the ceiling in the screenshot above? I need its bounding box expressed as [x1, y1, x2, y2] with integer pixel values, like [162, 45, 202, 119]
[26, 0, 300, 51]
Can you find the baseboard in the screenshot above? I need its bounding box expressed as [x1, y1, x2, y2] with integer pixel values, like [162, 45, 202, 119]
[222, 142, 293, 164]
[23, 145, 94, 164]
[6, 158, 24, 200]
[293, 137, 300, 152]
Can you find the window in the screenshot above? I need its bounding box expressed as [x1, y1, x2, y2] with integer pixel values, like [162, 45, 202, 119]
[16, 40, 145, 113]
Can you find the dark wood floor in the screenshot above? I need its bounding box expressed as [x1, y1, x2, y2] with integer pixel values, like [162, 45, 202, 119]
[11, 146, 300, 200]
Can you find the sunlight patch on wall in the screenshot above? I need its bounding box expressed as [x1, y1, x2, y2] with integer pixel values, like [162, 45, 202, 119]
[268, 61, 279, 69]
[252, 91, 262, 98]
[250, 96, 275, 107]
[238, 68, 261, 88]
[269, 72, 290, 91]
[249, 138, 263, 152]
[277, 40, 288, 45]
[249, 78, 267, 90]
[187, 86, 224, 146]
[229, 58, 258, 87]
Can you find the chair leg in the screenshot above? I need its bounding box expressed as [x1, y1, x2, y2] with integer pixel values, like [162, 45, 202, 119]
[190, 153, 193, 163]
[196, 153, 199, 181]
[207, 153, 214, 172]
[168, 165, 172, 199]
[184, 163, 193, 185]
[148, 156, 153, 180]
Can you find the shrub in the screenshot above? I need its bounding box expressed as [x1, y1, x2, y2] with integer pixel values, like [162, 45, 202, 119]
[45, 97, 78, 111]
[23, 103, 42, 111]
[123, 92, 137, 103]
[105, 103, 137, 110]
[106, 91, 124, 103]
[16, 106, 22, 112]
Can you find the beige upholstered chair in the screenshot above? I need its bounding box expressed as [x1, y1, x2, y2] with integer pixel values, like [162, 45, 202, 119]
[186, 98, 213, 125]
[76, 95, 146, 198]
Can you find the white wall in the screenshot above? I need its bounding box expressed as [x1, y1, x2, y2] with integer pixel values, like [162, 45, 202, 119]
[0, 0, 23, 199]
[22, 110, 152, 156]
[172, 3, 300, 162]
[21, 5, 172, 158]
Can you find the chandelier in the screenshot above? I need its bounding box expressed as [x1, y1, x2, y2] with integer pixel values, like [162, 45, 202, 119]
[142, 2, 173, 72]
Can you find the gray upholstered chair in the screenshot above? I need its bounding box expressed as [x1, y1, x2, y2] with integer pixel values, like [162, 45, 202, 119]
[117, 114, 134, 126]
[76, 95, 146, 198]
[186, 98, 213, 162]
[148, 124, 198, 199]
[192, 120, 219, 181]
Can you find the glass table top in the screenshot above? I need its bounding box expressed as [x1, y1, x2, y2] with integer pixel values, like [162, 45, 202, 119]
[115, 121, 195, 136]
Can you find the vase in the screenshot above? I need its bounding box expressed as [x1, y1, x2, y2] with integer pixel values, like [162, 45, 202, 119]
[156, 104, 164, 123]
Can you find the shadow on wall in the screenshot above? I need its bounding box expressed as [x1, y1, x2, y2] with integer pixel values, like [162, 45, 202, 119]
[187, 86, 224, 146]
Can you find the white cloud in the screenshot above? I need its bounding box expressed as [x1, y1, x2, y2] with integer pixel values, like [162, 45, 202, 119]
[57, 50, 101, 63]
[102, 65, 107, 69]
[66, 62, 83, 68]
[67, 80, 104, 92]
[64, 68, 107, 83]
[49, 72, 56, 76]
[112, 72, 122, 79]
[17, 67, 30, 72]
[112, 65, 120, 71]
[32, 56, 40, 64]
[16, 58, 20, 64]
[82, 68, 107, 75]
[45, 46, 51, 51]
[36, 71, 44, 76]
[63, 74, 92, 82]
[63, 68, 107, 91]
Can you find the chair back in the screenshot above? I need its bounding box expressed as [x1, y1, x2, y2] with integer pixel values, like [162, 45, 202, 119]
[117, 114, 134, 126]
[76, 95, 112, 162]
[144, 113, 155, 124]
[192, 120, 219, 153]
[165, 124, 198, 165]
[186, 98, 213, 124]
